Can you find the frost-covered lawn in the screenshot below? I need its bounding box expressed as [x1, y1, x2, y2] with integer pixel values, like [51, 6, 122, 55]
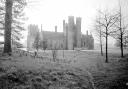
[0, 49, 128, 89]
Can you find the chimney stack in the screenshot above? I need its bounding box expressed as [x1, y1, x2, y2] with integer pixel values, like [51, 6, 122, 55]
[86, 30, 88, 35]
[55, 26, 57, 32]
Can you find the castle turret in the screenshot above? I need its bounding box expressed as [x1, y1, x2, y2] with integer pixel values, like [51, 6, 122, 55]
[76, 17, 81, 48]
[63, 20, 68, 49]
[68, 16, 74, 50]
[65, 23, 68, 49]
[63, 20, 66, 36]
[40, 24, 44, 41]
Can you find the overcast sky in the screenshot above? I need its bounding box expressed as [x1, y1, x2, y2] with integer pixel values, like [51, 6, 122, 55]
[22, 0, 128, 45]
[25, 0, 127, 31]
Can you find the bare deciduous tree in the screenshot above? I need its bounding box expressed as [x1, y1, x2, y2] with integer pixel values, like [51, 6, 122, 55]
[111, 3, 128, 58]
[52, 43, 58, 62]
[40, 40, 47, 52]
[96, 10, 119, 63]
[94, 13, 104, 56]
[33, 31, 40, 52]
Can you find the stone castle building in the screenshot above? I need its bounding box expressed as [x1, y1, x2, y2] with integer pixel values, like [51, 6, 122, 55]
[27, 16, 94, 50]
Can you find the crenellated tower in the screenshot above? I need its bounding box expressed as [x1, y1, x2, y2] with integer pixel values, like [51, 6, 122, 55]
[76, 17, 81, 48]
[27, 24, 39, 51]
[63, 16, 82, 50]
[67, 16, 75, 50]
[63, 20, 68, 49]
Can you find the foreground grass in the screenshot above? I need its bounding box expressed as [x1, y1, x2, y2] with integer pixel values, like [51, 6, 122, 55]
[0, 64, 94, 89]
[91, 61, 128, 89]
[89, 53, 128, 89]
[0, 49, 128, 89]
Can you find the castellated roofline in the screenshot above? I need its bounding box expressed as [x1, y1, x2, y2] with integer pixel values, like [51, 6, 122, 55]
[68, 16, 75, 25]
[67, 16, 82, 25]
[76, 17, 81, 23]
[27, 16, 94, 50]
[76, 17, 81, 20]
[68, 16, 74, 19]
[63, 16, 82, 25]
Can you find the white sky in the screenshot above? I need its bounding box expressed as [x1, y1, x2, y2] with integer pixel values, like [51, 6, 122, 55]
[25, 0, 119, 32]
[22, 0, 128, 45]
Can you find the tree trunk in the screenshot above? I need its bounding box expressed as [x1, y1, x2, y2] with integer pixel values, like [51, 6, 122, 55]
[100, 41, 103, 56]
[120, 33, 124, 58]
[63, 48, 64, 58]
[105, 28, 108, 63]
[3, 0, 13, 55]
[100, 29, 103, 56]
[120, 6, 124, 58]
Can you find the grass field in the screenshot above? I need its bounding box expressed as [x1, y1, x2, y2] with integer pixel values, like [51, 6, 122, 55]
[0, 48, 128, 89]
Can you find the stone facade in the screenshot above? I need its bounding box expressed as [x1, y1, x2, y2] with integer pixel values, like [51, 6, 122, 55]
[63, 16, 82, 49]
[27, 24, 39, 50]
[81, 31, 94, 49]
[27, 16, 94, 50]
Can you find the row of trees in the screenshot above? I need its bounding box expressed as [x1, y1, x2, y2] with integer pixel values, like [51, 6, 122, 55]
[0, 0, 27, 55]
[94, 3, 128, 63]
